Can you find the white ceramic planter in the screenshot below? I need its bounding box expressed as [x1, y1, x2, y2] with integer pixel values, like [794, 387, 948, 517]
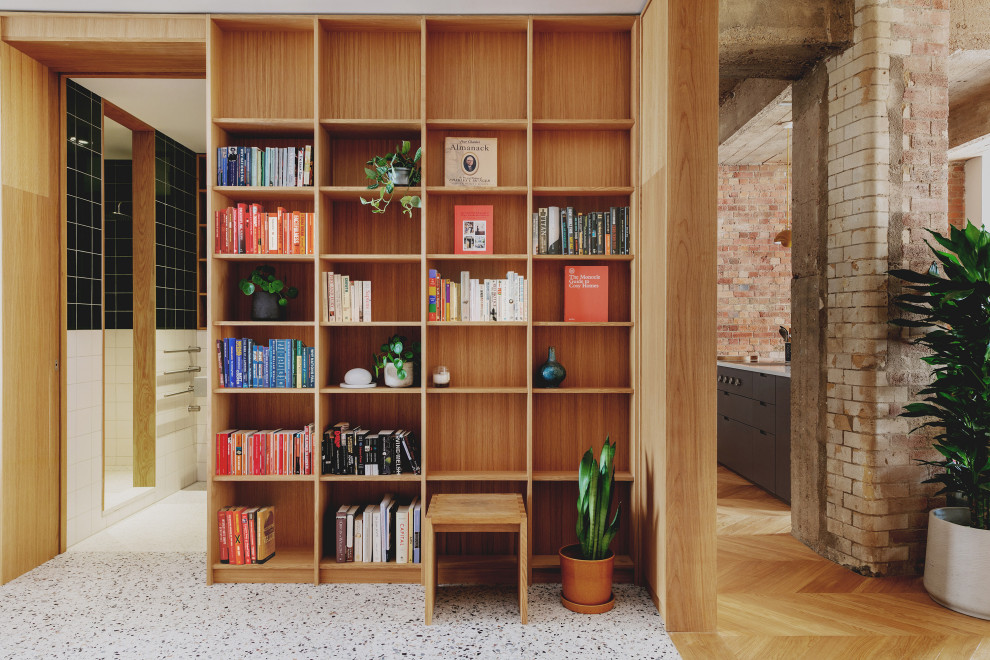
[383, 361, 414, 388]
[923, 507, 990, 620]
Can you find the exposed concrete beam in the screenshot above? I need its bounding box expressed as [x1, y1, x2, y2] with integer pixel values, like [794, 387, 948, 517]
[952, 0, 990, 51]
[949, 86, 990, 160]
[719, 0, 852, 81]
[719, 78, 790, 145]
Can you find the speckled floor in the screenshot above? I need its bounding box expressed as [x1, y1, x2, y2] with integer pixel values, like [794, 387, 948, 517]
[3, 487, 678, 659]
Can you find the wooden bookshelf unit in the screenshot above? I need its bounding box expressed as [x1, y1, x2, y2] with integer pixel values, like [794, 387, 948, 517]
[207, 15, 638, 586]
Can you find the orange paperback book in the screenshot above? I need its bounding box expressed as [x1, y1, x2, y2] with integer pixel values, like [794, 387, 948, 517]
[563, 266, 608, 322]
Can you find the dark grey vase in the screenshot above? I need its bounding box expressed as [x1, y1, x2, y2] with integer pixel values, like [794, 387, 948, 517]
[537, 346, 566, 388]
[251, 290, 282, 321]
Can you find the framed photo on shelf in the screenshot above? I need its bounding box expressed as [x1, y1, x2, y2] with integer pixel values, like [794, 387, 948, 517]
[454, 205, 494, 254]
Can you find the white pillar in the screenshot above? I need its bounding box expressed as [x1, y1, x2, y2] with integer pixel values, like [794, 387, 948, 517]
[964, 156, 990, 228]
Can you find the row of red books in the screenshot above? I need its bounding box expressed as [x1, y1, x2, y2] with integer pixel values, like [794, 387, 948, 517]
[215, 425, 315, 476]
[217, 505, 276, 565]
[215, 204, 314, 255]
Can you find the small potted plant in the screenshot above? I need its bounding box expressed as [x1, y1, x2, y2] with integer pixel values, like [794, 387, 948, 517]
[890, 220, 990, 620]
[360, 140, 422, 217]
[559, 438, 621, 614]
[372, 334, 420, 388]
[239, 265, 299, 321]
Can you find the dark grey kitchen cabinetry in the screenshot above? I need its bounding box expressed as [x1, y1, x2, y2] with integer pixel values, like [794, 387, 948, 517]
[716, 364, 790, 502]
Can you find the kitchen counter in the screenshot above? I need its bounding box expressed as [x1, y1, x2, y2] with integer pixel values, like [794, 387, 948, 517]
[716, 361, 790, 378]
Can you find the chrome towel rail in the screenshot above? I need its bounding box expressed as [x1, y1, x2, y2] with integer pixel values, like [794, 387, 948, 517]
[164, 366, 202, 375]
[164, 346, 201, 354]
[164, 386, 194, 398]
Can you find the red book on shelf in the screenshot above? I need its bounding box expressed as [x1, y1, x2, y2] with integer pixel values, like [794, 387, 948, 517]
[217, 507, 229, 564]
[564, 266, 608, 322]
[454, 205, 493, 254]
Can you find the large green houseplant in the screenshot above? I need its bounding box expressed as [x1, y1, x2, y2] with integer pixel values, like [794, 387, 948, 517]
[360, 141, 422, 217]
[559, 438, 621, 613]
[890, 220, 990, 619]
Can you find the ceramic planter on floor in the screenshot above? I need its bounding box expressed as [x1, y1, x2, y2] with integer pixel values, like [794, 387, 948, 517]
[923, 507, 990, 620]
[559, 543, 614, 613]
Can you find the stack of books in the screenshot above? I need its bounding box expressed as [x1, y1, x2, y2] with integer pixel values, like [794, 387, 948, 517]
[217, 145, 313, 187]
[215, 425, 315, 476]
[322, 425, 421, 476]
[334, 496, 421, 564]
[321, 273, 372, 323]
[533, 206, 631, 255]
[217, 505, 276, 565]
[215, 204, 314, 255]
[216, 338, 315, 389]
[429, 269, 527, 322]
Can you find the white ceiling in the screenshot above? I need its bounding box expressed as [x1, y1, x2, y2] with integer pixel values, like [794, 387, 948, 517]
[72, 78, 207, 154]
[0, 0, 645, 13]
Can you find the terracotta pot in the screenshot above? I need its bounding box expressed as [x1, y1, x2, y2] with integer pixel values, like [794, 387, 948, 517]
[559, 543, 613, 607]
[924, 507, 990, 620]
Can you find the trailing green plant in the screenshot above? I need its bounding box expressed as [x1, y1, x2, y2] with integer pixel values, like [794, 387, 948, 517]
[890, 220, 990, 530]
[360, 140, 422, 217]
[238, 264, 299, 306]
[372, 334, 420, 381]
[576, 437, 621, 560]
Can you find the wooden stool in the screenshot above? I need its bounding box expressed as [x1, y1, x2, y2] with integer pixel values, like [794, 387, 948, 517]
[423, 493, 527, 625]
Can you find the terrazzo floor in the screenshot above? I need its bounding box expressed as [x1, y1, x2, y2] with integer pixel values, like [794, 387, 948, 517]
[2, 486, 679, 659]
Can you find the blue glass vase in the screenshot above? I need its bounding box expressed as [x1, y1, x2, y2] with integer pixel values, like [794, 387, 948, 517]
[537, 346, 566, 388]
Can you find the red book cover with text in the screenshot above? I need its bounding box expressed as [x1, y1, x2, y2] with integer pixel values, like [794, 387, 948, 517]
[564, 266, 608, 322]
[454, 205, 493, 254]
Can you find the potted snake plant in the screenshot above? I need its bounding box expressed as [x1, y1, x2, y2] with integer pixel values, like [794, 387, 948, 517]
[890, 220, 990, 620]
[559, 438, 621, 613]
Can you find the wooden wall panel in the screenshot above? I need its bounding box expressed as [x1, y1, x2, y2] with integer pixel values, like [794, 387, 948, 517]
[639, 0, 719, 633]
[0, 39, 61, 583]
[131, 131, 156, 488]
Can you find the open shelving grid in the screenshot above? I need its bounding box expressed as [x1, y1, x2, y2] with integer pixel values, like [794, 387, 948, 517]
[207, 14, 638, 586]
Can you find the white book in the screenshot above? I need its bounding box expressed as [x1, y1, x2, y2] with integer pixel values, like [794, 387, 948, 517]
[346, 505, 359, 561]
[460, 271, 470, 321]
[352, 280, 362, 322]
[472, 279, 481, 322]
[327, 273, 337, 323]
[341, 276, 351, 323]
[354, 510, 364, 562]
[363, 280, 372, 322]
[396, 503, 410, 564]
[548, 206, 562, 254]
[364, 505, 377, 562]
[532, 212, 539, 255]
[371, 505, 382, 562]
[379, 493, 393, 562]
[333, 274, 343, 323]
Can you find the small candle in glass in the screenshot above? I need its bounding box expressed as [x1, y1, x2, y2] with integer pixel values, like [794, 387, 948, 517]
[432, 366, 450, 388]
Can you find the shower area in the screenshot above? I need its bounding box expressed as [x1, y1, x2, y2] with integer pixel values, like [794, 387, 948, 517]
[64, 79, 207, 545]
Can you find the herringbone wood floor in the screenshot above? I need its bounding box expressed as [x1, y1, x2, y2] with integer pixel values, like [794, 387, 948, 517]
[670, 468, 990, 659]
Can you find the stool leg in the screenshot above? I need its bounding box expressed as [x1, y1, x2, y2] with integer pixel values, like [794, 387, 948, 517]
[424, 517, 434, 625]
[519, 521, 528, 624]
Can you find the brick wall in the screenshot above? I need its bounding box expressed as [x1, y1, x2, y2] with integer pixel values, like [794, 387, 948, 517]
[821, 0, 948, 576]
[949, 161, 965, 229]
[717, 164, 792, 360]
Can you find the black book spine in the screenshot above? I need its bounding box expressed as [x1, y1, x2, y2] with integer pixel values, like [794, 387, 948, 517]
[625, 205, 630, 255]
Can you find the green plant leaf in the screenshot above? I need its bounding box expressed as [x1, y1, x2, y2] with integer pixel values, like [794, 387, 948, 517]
[277, 297, 287, 306]
[239, 281, 255, 295]
[286, 287, 299, 299]
[400, 140, 410, 155]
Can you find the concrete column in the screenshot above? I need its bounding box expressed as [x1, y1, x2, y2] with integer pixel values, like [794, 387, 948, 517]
[790, 61, 830, 554]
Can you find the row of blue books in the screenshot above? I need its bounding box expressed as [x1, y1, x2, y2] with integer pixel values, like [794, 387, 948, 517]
[216, 338, 315, 389]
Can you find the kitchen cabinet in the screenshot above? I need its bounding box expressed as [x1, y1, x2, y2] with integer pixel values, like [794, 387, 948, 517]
[716, 362, 790, 502]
